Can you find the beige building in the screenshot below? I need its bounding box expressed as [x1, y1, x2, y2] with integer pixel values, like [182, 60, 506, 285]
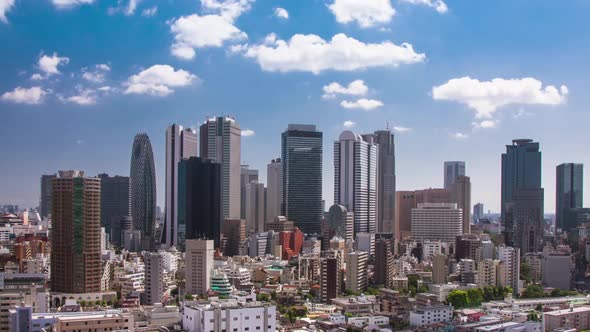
[411, 203, 462, 244]
[52, 311, 134, 332]
[432, 254, 447, 285]
[477, 259, 502, 288]
[544, 306, 590, 331]
[346, 251, 368, 293]
[185, 239, 214, 296]
[451, 175, 471, 234]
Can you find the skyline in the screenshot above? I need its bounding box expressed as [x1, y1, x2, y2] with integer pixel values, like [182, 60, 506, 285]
[2, 0, 590, 213]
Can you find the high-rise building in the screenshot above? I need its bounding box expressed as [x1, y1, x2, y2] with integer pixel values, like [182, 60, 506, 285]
[501, 139, 542, 244]
[50, 170, 101, 293]
[411, 203, 463, 244]
[346, 251, 368, 293]
[240, 165, 259, 219]
[374, 238, 395, 287]
[130, 133, 157, 248]
[498, 246, 520, 294]
[144, 252, 165, 305]
[504, 188, 544, 253]
[477, 259, 501, 288]
[40, 174, 56, 219]
[200, 116, 241, 220]
[455, 233, 482, 262]
[266, 158, 282, 222]
[281, 124, 323, 234]
[245, 181, 266, 234]
[322, 204, 354, 247]
[364, 130, 396, 235]
[221, 219, 246, 257]
[185, 239, 214, 296]
[556, 163, 583, 231]
[473, 203, 484, 221]
[432, 254, 448, 284]
[163, 124, 198, 248]
[452, 175, 471, 234]
[334, 130, 378, 235]
[396, 189, 452, 242]
[98, 174, 130, 242]
[444, 161, 466, 190]
[321, 250, 343, 303]
[179, 157, 221, 248]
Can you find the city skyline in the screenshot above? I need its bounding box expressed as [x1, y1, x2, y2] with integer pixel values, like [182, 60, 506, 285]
[2, 1, 590, 214]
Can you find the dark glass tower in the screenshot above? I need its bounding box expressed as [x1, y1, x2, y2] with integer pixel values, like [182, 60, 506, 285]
[556, 163, 583, 231]
[180, 157, 222, 248]
[130, 133, 157, 249]
[40, 174, 56, 219]
[98, 173, 130, 241]
[281, 124, 323, 234]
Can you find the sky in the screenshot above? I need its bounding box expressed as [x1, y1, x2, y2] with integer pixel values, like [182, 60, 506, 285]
[1, 0, 590, 214]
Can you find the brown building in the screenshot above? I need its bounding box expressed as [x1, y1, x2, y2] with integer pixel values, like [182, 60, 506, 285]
[321, 250, 343, 303]
[50, 170, 102, 293]
[451, 175, 471, 234]
[265, 215, 294, 232]
[395, 188, 452, 241]
[455, 233, 482, 262]
[374, 238, 394, 287]
[221, 219, 246, 256]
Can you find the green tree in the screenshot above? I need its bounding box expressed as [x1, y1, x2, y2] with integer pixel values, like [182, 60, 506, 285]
[522, 284, 544, 298]
[257, 293, 270, 302]
[184, 294, 194, 300]
[467, 288, 484, 306]
[447, 290, 469, 308]
[520, 261, 532, 283]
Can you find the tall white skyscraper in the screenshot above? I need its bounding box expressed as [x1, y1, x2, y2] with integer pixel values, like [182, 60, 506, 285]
[185, 239, 214, 296]
[334, 131, 378, 234]
[200, 116, 241, 220]
[266, 158, 282, 222]
[444, 161, 466, 190]
[163, 124, 198, 247]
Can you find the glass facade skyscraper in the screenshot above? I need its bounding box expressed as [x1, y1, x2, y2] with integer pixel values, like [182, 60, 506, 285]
[444, 161, 466, 190]
[130, 133, 157, 248]
[40, 174, 56, 219]
[556, 163, 583, 231]
[98, 173, 130, 241]
[281, 124, 323, 234]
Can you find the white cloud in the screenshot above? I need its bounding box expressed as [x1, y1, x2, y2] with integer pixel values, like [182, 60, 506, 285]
[52, 0, 94, 9]
[432, 76, 568, 119]
[393, 126, 412, 133]
[1, 86, 48, 104]
[323, 79, 368, 99]
[82, 64, 111, 83]
[170, 14, 247, 59]
[38, 53, 69, 76]
[30, 73, 44, 81]
[141, 6, 157, 17]
[65, 89, 97, 105]
[343, 120, 356, 128]
[400, 0, 448, 14]
[124, 64, 198, 97]
[241, 33, 425, 74]
[472, 120, 496, 129]
[341, 98, 383, 111]
[0, 0, 15, 23]
[125, 0, 139, 15]
[76, 139, 85, 145]
[241, 129, 255, 137]
[328, 0, 395, 28]
[451, 132, 468, 139]
[200, 0, 254, 22]
[274, 7, 289, 19]
[96, 64, 110, 71]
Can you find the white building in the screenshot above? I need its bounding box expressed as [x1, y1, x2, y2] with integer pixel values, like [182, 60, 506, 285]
[409, 304, 453, 327]
[185, 239, 213, 296]
[498, 246, 521, 294]
[182, 300, 276, 332]
[422, 240, 444, 260]
[144, 252, 165, 305]
[411, 203, 463, 243]
[266, 159, 282, 222]
[346, 251, 368, 293]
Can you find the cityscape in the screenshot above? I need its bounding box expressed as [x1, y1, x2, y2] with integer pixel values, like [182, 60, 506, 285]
[1, 1, 590, 332]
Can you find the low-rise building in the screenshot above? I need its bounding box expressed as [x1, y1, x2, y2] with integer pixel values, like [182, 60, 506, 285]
[182, 300, 276, 332]
[409, 303, 453, 327]
[331, 295, 380, 315]
[543, 306, 590, 332]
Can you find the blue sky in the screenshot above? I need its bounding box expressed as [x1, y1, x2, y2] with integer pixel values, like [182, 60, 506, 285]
[1, 0, 590, 213]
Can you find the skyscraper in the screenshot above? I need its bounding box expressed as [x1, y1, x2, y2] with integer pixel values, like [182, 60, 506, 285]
[221, 219, 246, 257]
[444, 161, 466, 190]
[240, 165, 259, 219]
[498, 246, 521, 294]
[98, 174, 130, 242]
[245, 181, 266, 234]
[473, 203, 484, 221]
[163, 124, 198, 248]
[505, 188, 544, 253]
[322, 204, 354, 245]
[365, 130, 396, 235]
[50, 170, 101, 293]
[501, 139, 543, 249]
[40, 174, 56, 219]
[451, 175, 471, 234]
[185, 239, 214, 296]
[556, 163, 583, 231]
[200, 116, 241, 220]
[281, 124, 323, 234]
[334, 130, 378, 235]
[144, 252, 165, 305]
[266, 158, 282, 222]
[180, 157, 222, 248]
[130, 133, 157, 249]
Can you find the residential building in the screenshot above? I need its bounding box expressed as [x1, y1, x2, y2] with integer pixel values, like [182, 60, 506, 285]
[130, 133, 157, 249]
[374, 238, 395, 287]
[444, 161, 466, 190]
[432, 254, 447, 284]
[411, 203, 463, 243]
[346, 251, 368, 293]
[498, 246, 521, 294]
[321, 250, 343, 303]
[544, 306, 590, 331]
[477, 259, 502, 288]
[542, 250, 572, 290]
[331, 295, 380, 315]
[182, 300, 276, 332]
[185, 239, 214, 296]
[556, 163, 583, 231]
[0, 273, 49, 331]
[410, 303, 454, 327]
[455, 233, 482, 262]
[144, 252, 165, 305]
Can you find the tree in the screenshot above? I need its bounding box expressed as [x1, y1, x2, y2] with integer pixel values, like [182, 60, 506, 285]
[184, 294, 194, 300]
[467, 288, 483, 306]
[447, 290, 469, 308]
[79, 300, 86, 307]
[522, 284, 544, 298]
[520, 261, 532, 283]
[257, 293, 270, 302]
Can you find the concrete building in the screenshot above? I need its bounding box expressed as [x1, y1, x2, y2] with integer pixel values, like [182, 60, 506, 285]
[477, 259, 502, 288]
[240, 165, 259, 219]
[523, 253, 543, 283]
[396, 189, 452, 242]
[0, 273, 49, 331]
[265, 216, 294, 232]
[409, 303, 453, 327]
[10, 310, 134, 332]
[321, 250, 343, 303]
[456, 233, 482, 262]
[432, 254, 447, 284]
[498, 246, 521, 294]
[542, 250, 572, 290]
[505, 188, 545, 253]
[556, 163, 583, 232]
[40, 174, 56, 220]
[474, 203, 484, 222]
[130, 133, 157, 249]
[322, 204, 354, 249]
[452, 175, 472, 234]
[266, 158, 282, 222]
[331, 295, 380, 315]
[346, 251, 368, 293]
[544, 306, 590, 331]
[182, 300, 276, 332]
[221, 219, 246, 257]
[144, 252, 165, 305]
[411, 203, 463, 243]
[374, 238, 395, 287]
[355, 232, 375, 257]
[444, 161, 466, 190]
[245, 181, 266, 234]
[185, 239, 214, 296]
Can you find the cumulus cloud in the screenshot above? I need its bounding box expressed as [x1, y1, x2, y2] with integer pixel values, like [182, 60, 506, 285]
[240, 33, 425, 74]
[201, 0, 254, 22]
[52, 0, 94, 9]
[82, 64, 111, 83]
[169, 14, 247, 60]
[1, 86, 48, 104]
[472, 120, 497, 129]
[0, 0, 15, 23]
[400, 0, 448, 13]
[432, 76, 568, 120]
[451, 132, 468, 139]
[274, 7, 288, 19]
[141, 6, 157, 17]
[124, 64, 198, 97]
[328, 0, 395, 28]
[37, 53, 70, 77]
[341, 98, 383, 111]
[65, 89, 97, 105]
[343, 120, 356, 128]
[241, 129, 255, 137]
[323, 79, 368, 99]
[393, 126, 412, 133]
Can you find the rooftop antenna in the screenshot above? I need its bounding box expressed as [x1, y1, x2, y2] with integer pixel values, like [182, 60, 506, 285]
[386, 121, 390, 131]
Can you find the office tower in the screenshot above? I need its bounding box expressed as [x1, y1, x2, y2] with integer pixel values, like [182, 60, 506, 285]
[432, 254, 448, 284]
[556, 163, 583, 231]
[266, 158, 282, 222]
[240, 165, 259, 219]
[444, 161, 466, 190]
[179, 157, 221, 248]
[455, 233, 482, 262]
[144, 252, 165, 305]
[322, 204, 354, 246]
[113, 215, 133, 246]
[281, 124, 323, 234]
[364, 130, 396, 234]
[505, 188, 544, 253]
[501, 139, 542, 243]
[163, 124, 198, 248]
[334, 130, 378, 235]
[221, 219, 246, 257]
[374, 238, 395, 287]
[50, 170, 101, 293]
[414, 188, 452, 204]
[185, 239, 214, 296]
[452, 175, 471, 234]
[321, 250, 343, 303]
[40, 174, 56, 219]
[395, 191, 415, 241]
[200, 116, 241, 220]
[98, 174, 130, 241]
[473, 203, 484, 221]
[411, 203, 463, 244]
[346, 251, 368, 292]
[498, 246, 521, 294]
[245, 181, 266, 234]
[130, 133, 157, 247]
